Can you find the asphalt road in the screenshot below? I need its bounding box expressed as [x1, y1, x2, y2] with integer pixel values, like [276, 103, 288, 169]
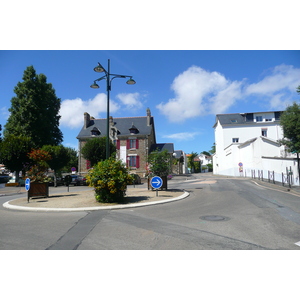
[1, 174, 300, 250]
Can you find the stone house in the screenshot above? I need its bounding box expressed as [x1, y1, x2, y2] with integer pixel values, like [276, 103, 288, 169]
[77, 108, 159, 178]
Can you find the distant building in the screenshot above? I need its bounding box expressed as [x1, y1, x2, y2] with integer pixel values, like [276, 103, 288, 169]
[213, 111, 299, 185]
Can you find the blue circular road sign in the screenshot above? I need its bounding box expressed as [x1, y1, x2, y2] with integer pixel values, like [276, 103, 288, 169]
[150, 176, 163, 189]
[25, 178, 31, 191]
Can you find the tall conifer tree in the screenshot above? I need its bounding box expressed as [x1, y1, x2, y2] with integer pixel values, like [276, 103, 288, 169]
[4, 66, 63, 147]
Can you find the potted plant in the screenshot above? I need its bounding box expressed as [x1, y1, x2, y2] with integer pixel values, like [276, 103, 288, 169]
[26, 149, 52, 200]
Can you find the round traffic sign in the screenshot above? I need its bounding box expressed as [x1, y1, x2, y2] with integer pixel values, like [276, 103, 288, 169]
[150, 176, 163, 189]
[25, 178, 30, 191]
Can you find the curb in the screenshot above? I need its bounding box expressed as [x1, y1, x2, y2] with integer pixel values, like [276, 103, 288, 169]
[2, 191, 190, 212]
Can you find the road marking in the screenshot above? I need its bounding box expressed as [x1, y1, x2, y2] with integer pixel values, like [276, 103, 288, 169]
[295, 241, 300, 247]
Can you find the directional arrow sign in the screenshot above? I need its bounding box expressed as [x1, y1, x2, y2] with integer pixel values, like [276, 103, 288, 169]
[150, 176, 163, 189]
[25, 178, 30, 191]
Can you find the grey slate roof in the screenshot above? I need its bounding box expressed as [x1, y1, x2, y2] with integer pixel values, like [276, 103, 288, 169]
[76, 116, 155, 139]
[149, 143, 174, 154]
[214, 111, 283, 127]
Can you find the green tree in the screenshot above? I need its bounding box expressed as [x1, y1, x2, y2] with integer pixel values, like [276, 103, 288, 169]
[201, 151, 211, 156]
[61, 147, 78, 173]
[188, 152, 198, 173]
[148, 149, 172, 177]
[280, 98, 300, 177]
[209, 143, 216, 155]
[4, 66, 63, 148]
[42, 145, 71, 186]
[0, 135, 33, 182]
[81, 137, 116, 167]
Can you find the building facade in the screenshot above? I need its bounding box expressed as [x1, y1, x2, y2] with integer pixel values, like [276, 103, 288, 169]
[77, 109, 158, 178]
[213, 111, 299, 185]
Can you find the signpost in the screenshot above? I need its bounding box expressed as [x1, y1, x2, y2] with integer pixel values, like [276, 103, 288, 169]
[150, 176, 163, 197]
[25, 178, 30, 203]
[64, 175, 72, 192]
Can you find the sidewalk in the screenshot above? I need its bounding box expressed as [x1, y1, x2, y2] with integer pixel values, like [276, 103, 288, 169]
[3, 185, 189, 212]
[250, 178, 300, 196]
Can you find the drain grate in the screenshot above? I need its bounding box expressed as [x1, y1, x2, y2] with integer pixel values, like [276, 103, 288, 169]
[200, 215, 230, 221]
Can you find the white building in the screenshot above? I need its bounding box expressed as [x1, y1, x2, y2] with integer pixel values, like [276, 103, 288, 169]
[198, 153, 212, 172]
[213, 111, 299, 186]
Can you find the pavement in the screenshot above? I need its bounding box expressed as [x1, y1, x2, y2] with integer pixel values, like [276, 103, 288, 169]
[1, 183, 189, 212]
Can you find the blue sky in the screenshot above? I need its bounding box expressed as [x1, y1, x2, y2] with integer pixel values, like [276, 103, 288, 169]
[0, 50, 299, 154]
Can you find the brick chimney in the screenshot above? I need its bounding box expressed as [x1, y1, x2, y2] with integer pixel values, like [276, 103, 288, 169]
[84, 112, 90, 129]
[109, 116, 114, 127]
[147, 108, 151, 126]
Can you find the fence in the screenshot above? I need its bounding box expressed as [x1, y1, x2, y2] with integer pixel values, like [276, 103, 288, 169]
[247, 167, 299, 188]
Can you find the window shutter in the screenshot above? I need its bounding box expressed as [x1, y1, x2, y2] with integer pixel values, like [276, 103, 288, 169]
[86, 160, 91, 169]
[136, 156, 140, 168]
[127, 139, 130, 149]
[136, 139, 139, 149]
[116, 140, 120, 149]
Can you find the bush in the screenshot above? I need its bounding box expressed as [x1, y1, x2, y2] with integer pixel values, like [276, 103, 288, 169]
[86, 157, 133, 203]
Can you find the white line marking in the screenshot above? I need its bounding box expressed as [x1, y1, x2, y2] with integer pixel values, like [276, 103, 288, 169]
[295, 241, 300, 247]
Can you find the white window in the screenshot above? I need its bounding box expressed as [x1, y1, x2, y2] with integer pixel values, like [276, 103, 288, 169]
[256, 116, 262, 122]
[261, 129, 267, 137]
[232, 138, 239, 143]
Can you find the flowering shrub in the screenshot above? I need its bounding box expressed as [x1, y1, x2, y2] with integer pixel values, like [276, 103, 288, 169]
[86, 157, 133, 203]
[27, 149, 52, 182]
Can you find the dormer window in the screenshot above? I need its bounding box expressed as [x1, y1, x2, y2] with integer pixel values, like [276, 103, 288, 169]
[129, 123, 139, 134]
[91, 127, 100, 136]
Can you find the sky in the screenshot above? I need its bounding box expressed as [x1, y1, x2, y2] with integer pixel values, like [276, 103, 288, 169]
[1, 50, 299, 155]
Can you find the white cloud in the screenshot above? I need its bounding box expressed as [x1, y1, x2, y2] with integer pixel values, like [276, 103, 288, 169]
[157, 64, 300, 123]
[59, 93, 120, 129]
[244, 64, 300, 110]
[162, 132, 200, 141]
[245, 64, 300, 95]
[116, 92, 143, 110]
[156, 66, 242, 122]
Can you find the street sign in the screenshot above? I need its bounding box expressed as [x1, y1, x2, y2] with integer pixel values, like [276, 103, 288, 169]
[25, 178, 30, 191]
[150, 176, 163, 189]
[238, 162, 243, 167]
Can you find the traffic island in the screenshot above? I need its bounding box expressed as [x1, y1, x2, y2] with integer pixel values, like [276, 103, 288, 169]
[3, 188, 189, 212]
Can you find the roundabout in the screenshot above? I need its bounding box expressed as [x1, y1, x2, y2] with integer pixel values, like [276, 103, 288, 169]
[3, 187, 189, 212]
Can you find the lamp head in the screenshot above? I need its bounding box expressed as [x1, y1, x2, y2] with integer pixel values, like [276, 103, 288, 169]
[126, 78, 136, 85]
[93, 63, 105, 73]
[90, 82, 100, 89]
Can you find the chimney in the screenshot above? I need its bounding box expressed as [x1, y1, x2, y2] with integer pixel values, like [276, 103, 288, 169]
[109, 116, 114, 127]
[147, 108, 151, 126]
[84, 112, 90, 129]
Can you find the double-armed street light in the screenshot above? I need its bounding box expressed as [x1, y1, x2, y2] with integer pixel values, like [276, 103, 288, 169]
[90, 59, 136, 159]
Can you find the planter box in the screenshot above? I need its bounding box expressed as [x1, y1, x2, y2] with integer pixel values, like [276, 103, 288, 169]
[28, 182, 49, 202]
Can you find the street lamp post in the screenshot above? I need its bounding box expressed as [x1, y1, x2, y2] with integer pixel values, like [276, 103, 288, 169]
[90, 59, 136, 159]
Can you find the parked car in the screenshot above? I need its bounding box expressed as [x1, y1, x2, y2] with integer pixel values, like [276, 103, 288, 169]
[7, 176, 25, 186]
[47, 176, 64, 186]
[130, 174, 141, 185]
[0, 175, 11, 183]
[64, 175, 87, 186]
